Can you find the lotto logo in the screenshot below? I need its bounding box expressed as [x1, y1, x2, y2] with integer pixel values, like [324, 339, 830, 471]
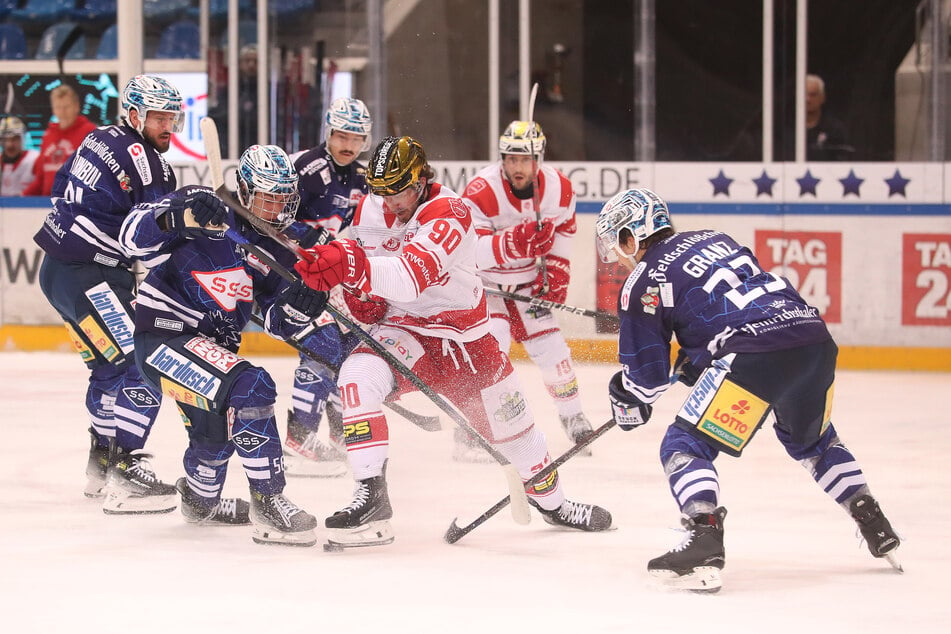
[731, 400, 751, 415]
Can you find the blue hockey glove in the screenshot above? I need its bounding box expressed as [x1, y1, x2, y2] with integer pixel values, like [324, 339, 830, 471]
[166, 189, 227, 237]
[671, 349, 701, 387]
[297, 225, 332, 249]
[609, 371, 652, 431]
[278, 280, 328, 325]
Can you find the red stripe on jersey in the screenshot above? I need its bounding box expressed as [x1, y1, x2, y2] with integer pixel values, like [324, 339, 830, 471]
[463, 176, 500, 218]
[556, 214, 577, 236]
[556, 170, 573, 207]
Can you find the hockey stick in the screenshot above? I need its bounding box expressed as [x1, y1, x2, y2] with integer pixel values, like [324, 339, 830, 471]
[484, 287, 619, 322]
[444, 418, 617, 544]
[200, 117, 530, 523]
[527, 82, 549, 296]
[247, 312, 442, 432]
[224, 226, 530, 524]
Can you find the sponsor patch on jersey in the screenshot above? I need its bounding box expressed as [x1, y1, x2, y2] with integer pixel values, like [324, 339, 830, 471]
[294, 366, 322, 386]
[192, 267, 253, 311]
[64, 322, 95, 362]
[122, 386, 160, 409]
[146, 345, 222, 400]
[693, 379, 769, 455]
[641, 287, 660, 314]
[78, 314, 119, 361]
[343, 419, 373, 444]
[85, 282, 135, 354]
[118, 171, 132, 192]
[93, 253, 119, 267]
[231, 429, 269, 450]
[659, 282, 675, 307]
[183, 336, 243, 373]
[128, 142, 152, 186]
[154, 317, 184, 331]
[158, 376, 212, 411]
[373, 328, 424, 367]
[620, 262, 645, 311]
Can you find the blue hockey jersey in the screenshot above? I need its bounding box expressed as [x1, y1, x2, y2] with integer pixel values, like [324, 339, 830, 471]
[119, 186, 304, 352]
[34, 124, 177, 268]
[617, 230, 831, 404]
[287, 142, 367, 239]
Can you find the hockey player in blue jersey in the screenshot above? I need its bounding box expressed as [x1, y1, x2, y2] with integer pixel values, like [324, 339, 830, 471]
[595, 188, 900, 592]
[119, 144, 326, 545]
[280, 97, 372, 477]
[34, 75, 184, 514]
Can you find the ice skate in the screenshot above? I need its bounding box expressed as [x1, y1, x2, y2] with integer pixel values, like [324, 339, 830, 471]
[451, 427, 494, 464]
[325, 467, 394, 549]
[648, 507, 727, 593]
[528, 498, 613, 532]
[84, 429, 109, 498]
[249, 489, 317, 546]
[559, 413, 594, 457]
[850, 494, 902, 572]
[283, 410, 348, 477]
[176, 478, 251, 526]
[101, 444, 177, 515]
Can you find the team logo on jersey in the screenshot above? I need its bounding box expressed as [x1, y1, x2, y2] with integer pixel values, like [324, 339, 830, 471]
[184, 336, 243, 372]
[118, 171, 132, 191]
[464, 178, 487, 196]
[640, 288, 660, 314]
[447, 198, 469, 219]
[231, 429, 269, 450]
[128, 143, 152, 186]
[122, 387, 160, 409]
[193, 267, 253, 311]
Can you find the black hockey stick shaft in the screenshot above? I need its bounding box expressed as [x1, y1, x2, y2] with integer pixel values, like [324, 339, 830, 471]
[444, 418, 617, 544]
[484, 287, 618, 322]
[247, 312, 441, 432]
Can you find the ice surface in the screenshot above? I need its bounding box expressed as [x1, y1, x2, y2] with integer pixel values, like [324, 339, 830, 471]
[0, 352, 944, 633]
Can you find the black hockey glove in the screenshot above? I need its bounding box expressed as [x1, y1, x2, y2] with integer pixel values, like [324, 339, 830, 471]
[297, 225, 332, 249]
[671, 349, 702, 387]
[277, 279, 328, 326]
[166, 189, 227, 237]
[609, 371, 652, 431]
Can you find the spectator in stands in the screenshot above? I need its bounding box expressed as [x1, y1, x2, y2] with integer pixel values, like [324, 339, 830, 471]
[23, 85, 97, 196]
[208, 44, 259, 155]
[806, 74, 853, 161]
[1, 116, 38, 196]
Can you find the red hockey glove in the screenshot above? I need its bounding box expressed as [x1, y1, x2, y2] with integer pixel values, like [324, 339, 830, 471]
[294, 239, 369, 292]
[532, 254, 570, 303]
[499, 219, 556, 261]
[344, 290, 387, 325]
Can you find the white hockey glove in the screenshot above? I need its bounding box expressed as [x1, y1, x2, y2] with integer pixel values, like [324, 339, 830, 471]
[609, 371, 652, 431]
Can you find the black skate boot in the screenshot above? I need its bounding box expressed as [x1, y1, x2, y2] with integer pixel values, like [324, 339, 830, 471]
[84, 429, 109, 498]
[559, 413, 594, 457]
[101, 443, 177, 515]
[284, 409, 347, 478]
[249, 489, 317, 547]
[648, 507, 727, 593]
[850, 494, 902, 571]
[176, 478, 251, 526]
[324, 465, 394, 549]
[528, 498, 613, 531]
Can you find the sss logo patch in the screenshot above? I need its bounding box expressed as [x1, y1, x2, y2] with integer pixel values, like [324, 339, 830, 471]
[122, 387, 160, 409]
[231, 430, 269, 450]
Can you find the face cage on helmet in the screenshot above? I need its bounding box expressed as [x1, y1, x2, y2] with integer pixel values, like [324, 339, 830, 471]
[246, 190, 301, 232]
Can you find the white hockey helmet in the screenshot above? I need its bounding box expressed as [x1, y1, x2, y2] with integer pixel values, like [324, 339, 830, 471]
[0, 116, 26, 139]
[237, 144, 300, 230]
[499, 120, 546, 159]
[325, 97, 372, 151]
[121, 75, 185, 134]
[595, 188, 673, 262]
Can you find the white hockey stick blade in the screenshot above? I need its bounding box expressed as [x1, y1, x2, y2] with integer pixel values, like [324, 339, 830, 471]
[528, 81, 539, 123]
[504, 465, 531, 525]
[200, 116, 225, 190]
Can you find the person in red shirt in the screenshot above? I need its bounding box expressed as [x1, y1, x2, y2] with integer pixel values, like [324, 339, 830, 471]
[0, 116, 38, 196]
[22, 84, 97, 196]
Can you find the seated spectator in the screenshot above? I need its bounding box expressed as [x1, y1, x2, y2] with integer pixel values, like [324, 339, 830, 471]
[23, 85, 97, 196]
[1, 116, 38, 196]
[806, 74, 853, 161]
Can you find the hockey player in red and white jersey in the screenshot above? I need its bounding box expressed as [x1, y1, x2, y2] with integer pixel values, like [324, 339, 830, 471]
[295, 136, 612, 547]
[458, 120, 594, 461]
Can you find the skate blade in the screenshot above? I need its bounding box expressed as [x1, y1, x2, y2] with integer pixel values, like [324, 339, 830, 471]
[251, 526, 317, 547]
[102, 491, 177, 515]
[649, 566, 723, 593]
[325, 520, 395, 549]
[884, 551, 904, 573]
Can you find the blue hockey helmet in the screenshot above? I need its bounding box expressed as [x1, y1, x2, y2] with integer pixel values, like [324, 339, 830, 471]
[595, 188, 673, 262]
[121, 75, 185, 134]
[325, 97, 372, 151]
[237, 144, 300, 230]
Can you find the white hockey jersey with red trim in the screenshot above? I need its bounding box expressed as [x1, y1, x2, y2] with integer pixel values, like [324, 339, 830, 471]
[352, 183, 490, 343]
[462, 162, 577, 286]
